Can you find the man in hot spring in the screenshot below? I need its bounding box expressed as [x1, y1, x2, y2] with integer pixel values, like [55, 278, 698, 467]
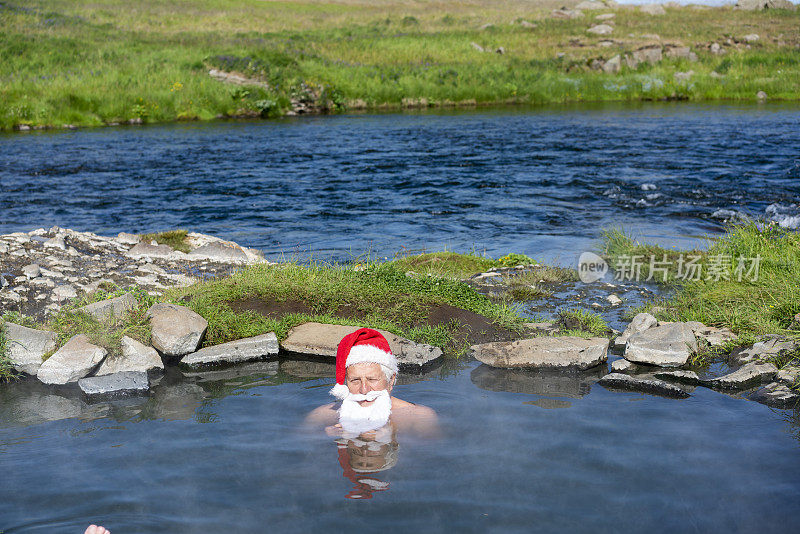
[305, 328, 439, 437]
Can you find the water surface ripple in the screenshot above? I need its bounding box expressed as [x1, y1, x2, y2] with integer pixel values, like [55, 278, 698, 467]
[2, 103, 799, 262]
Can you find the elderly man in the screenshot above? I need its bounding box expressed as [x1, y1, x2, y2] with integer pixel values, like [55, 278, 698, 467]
[305, 328, 438, 436]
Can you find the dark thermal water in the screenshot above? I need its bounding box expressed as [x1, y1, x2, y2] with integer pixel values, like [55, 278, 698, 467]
[1, 361, 799, 533]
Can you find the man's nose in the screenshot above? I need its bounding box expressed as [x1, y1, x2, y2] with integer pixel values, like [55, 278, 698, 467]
[359, 381, 371, 394]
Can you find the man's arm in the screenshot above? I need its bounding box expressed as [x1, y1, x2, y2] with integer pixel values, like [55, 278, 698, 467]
[304, 402, 339, 426]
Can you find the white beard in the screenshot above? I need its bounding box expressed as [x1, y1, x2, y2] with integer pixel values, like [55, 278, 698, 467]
[338, 389, 392, 435]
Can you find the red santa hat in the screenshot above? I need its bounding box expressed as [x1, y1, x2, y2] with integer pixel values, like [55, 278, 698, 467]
[330, 328, 398, 399]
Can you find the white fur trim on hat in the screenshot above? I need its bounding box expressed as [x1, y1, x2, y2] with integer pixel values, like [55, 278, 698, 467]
[346, 344, 398, 374]
[330, 383, 350, 400]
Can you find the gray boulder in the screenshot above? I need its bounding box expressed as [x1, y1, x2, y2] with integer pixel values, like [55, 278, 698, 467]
[665, 46, 698, 62]
[587, 24, 613, 35]
[44, 235, 66, 250]
[610, 358, 637, 372]
[180, 333, 279, 369]
[95, 336, 163, 376]
[598, 373, 690, 398]
[126, 242, 175, 259]
[22, 264, 41, 279]
[147, 303, 208, 357]
[614, 312, 658, 349]
[693, 325, 737, 347]
[775, 366, 799, 386]
[576, 1, 606, 9]
[471, 336, 609, 370]
[602, 55, 621, 74]
[640, 4, 666, 15]
[624, 322, 697, 367]
[4, 322, 58, 375]
[281, 322, 442, 369]
[187, 242, 248, 263]
[705, 361, 778, 390]
[632, 46, 663, 65]
[729, 336, 796, 366]
[653, 369, 701, 385]
[52, 284, 77, 302]
[116, 232, 141, 245]
[79, 371, 149, 397]
[551, 8, 584, 20]
[37, 334, 107, 385]
[736, 0, 796, 10]
[76, 293, 138, 321]
[750, 382, 800, 408]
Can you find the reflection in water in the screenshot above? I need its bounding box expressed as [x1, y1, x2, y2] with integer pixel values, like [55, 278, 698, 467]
[335, 425, 398, 499]
[470, 364, 607, 407]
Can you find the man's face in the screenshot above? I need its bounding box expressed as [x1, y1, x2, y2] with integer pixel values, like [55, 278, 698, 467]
[345, 362, 393, 405]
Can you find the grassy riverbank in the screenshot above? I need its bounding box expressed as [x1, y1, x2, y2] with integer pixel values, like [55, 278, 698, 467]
[603, 222, 800, 351]
[2, 0, 799, 130]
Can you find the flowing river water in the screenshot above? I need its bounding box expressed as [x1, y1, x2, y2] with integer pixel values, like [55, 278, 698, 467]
[1, 103, 800, 532]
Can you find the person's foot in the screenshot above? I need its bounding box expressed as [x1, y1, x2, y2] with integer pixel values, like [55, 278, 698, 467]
[85, 525, 110, 534]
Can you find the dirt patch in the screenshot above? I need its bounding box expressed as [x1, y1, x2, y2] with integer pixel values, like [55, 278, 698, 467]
[226, 297, 517, 346]
[228, 297, 365, 321]
[426, 303, 517, 345]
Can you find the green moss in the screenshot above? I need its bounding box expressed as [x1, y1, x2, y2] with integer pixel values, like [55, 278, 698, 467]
[139, 229, 190, 253]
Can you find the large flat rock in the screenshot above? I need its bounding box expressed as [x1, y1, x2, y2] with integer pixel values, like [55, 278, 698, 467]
[187, 242, 248, 262]
[705, 362, 778, 390]
[4, 322, 58, 375]
[598, 373, 690, 399]
[95, 335, 164, 376]
[613, 312, 657, 349]
[125, 242, 176, 259]
[147, 303, 208, 357]
[729, 336, 796, 366]
[180, 333, 279, 369]
[749, 382, 800, 408]
[37, 334, 107, 385]
[653, 369, 701, 386]
[470, 336, 609, 370]
[281, 322, 442, 369]
[78, 371, 150, 397]
[624, 322, 697, 367]
[76, 293, 138, 321]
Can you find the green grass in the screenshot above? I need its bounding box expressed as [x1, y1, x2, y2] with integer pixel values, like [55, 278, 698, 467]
[139, 229, 190, 253]
[47, 286, 156, 358]
[387, 250, 536, 279]
[388, 251, 505, 279]
[603, 222, 800, 348]
[0, 318, 20, 381]
[167, 258, 525, 355]
[556, 308, 609, 337]
[2, 1, 799, 130]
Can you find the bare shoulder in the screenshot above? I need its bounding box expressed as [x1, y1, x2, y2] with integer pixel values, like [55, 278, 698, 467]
[305, 402, 338, 426]
[392, 397, 437, 417]
[390, 397, 440, 437]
